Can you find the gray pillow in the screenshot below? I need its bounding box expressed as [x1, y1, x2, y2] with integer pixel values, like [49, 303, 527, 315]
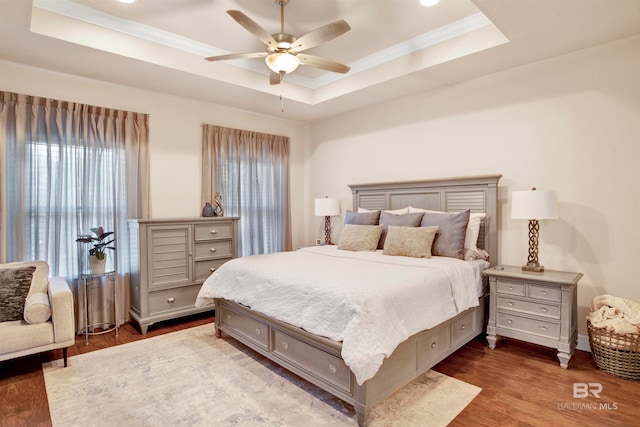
[421, 209, 470, 259]
[378, 211, 424, 249]
[0, 266, 36, 322]
[344, 210, 380, 225]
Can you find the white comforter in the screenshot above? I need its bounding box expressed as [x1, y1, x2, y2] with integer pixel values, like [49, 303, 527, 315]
[196, 246, 488, 385]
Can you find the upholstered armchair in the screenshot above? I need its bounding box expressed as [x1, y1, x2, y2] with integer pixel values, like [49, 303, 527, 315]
[0, 261, 75, 366]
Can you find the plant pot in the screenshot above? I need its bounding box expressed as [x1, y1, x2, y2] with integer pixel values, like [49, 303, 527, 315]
[89, 254, 107, 274]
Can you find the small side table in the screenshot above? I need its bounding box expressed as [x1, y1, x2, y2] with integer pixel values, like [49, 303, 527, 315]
[485, 265, 583, 368]
[79, 270, 118, 345]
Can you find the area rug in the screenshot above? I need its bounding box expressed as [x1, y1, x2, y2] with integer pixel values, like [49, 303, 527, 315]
[43, 324, 480, 426]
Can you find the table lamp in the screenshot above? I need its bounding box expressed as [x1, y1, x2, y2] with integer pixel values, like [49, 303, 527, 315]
[511, 187, 558, 272]
[315, 196, 340, 245]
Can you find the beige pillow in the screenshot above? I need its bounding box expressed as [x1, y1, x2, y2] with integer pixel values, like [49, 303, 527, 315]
[24, 292, 52, 324]
[337, 224, 383, 251]
[383, 226, 439, 258]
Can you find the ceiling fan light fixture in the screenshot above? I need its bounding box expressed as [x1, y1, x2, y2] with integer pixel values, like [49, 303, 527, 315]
[265, 52, 300, 74]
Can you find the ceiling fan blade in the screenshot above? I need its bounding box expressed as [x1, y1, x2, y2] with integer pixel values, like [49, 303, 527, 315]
[227, 10, 277, 48]
[269, 71, 283, 85]
[291, 20, 351, 53]
[297, 54, 351, 74]
[205, 52, 267, 62]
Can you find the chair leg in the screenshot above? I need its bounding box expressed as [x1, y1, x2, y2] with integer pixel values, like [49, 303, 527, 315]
[63, 347, 68, 367]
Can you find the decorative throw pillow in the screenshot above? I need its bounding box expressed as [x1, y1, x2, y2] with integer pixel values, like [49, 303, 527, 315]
[383, 226, 438, 258]
[0, 266, 37, 322]
[421, 209, 470, 259]
[378, 211, 425, 249]
[409, 207, 486, 251]
[344, 210, 381, 225]
[24, 292, 52, 324]
[337, 224, 383, 251]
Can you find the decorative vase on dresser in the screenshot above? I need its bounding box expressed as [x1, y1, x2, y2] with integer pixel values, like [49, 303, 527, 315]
[127, 217, 239, 334]
[484, 265, 583, 368]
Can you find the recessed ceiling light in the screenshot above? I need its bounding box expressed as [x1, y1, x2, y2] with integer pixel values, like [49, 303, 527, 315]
[119, 0, 136, 4]
[420, 0, 440, 6]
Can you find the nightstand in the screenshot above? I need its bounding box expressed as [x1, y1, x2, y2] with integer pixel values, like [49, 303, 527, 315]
[485, 266, 583, 368]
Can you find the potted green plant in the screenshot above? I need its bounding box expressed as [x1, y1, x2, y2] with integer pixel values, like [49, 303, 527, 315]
[76, 226, 115, 274]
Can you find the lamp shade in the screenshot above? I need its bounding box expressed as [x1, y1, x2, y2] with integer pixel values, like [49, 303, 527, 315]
[315, 197, 340, 217]
[511, 189, 558, 220]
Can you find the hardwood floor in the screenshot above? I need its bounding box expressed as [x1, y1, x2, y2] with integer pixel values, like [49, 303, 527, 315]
[1, 315, 638, 427]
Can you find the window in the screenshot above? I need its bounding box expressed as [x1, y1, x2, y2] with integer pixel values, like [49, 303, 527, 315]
[201, 125, 291, 256]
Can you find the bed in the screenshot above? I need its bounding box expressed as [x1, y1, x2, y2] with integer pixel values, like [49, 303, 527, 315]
[196, 174, 501, 426]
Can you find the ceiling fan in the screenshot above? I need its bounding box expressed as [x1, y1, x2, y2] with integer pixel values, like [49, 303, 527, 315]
[205, 0, 351, 85]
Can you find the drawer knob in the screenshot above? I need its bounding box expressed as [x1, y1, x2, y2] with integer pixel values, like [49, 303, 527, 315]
[507, 319, 513, 324]
[167, 297, 175, 303]
[210, 248, 217, 252]
[329, 364, 337, 374]
[540, 325, 548, 332]
[508, 286, 514, 290]
[210, 267, 216, 272]
[210, 230, 217, 234]
[255, 328, 261, 336]
[226, 314, 231, 320]
[431, 341, 437, 349]
[507, 301, 514, 306]
[540, 307, 548, 313]
[282, 341, 289, 350]
[542, 290, 548, 295]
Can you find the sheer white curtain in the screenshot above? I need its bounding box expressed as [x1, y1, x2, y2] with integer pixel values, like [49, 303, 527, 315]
[202, 124, 291, 256]
[0, 91, 150, 330]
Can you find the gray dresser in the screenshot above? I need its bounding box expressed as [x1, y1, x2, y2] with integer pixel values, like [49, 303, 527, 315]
[128, 217, 239, 333]
[485, 265, 582, 368]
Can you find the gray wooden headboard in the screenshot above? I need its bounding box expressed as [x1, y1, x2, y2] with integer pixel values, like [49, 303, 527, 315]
[348, 174, 502, 266]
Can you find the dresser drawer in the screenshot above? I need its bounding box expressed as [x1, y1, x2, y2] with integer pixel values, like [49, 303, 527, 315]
[497, 311, 560, 340]
[219, 305, 269, 351]
[194, 258, 231, 282]
[497, 296, 560, 319]
[417, 324, 451, 370]
[194, 240, 233, 260]
[496, 279, 525, 296]
[528, 284, 561, 302]
[273, 330, 351, 393]
[194, 222, 234, 241]
[148, 284, 200, 316]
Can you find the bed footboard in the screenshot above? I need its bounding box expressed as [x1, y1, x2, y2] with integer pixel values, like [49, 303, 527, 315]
[214, 296, 486, 426]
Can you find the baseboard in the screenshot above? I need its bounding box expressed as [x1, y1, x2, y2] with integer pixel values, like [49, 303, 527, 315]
[577, 334, 591, 352]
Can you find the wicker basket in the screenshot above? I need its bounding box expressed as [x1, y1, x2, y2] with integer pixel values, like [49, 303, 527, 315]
[587, 319, 640, 380]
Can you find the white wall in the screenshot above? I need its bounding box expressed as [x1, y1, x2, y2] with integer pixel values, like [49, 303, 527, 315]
[0, 61, 308, 247]
[308, 36, 640, 336]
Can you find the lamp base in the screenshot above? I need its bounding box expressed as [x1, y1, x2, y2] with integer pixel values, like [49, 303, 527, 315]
[522, 263, 544, 272]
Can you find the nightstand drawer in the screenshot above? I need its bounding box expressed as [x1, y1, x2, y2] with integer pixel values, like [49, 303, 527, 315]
[497, 311, 560, 340]
[528, 284, 561, 302]
[194, 222, 234, 241]
[497, 296, 560, 319]
[496, 279, 525, 296]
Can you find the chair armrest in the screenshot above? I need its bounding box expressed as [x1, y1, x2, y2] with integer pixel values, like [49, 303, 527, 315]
[48, 277, 75, 343]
